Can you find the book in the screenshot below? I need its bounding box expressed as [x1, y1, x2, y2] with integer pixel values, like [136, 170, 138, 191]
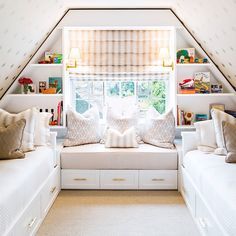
[49, 77, 62, 94]
[194, 72, 210, 94]
[177, 48, 195, 63]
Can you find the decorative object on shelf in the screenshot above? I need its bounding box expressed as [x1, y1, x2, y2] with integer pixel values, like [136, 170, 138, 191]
[195, 114, 208, 122]
[39, 81, 47, 93]
[49, 77, 62, 94]
[159, 47, 173, 70]
[38, 52, 62, 64]
[18, 77, 33, 94]
[194, 72, 210, 93]
[209, 103, 225, 118]
[184, 112, 194, 125]
[67, 47, 81, 69]
[27, 84, 36, 94]
[176, 48, 195, 64]
[179, 78, 195, 94]
[211, 84, 223, 93]
[177, 106, 192, 126]
[41, 88, 56, 94]
[57, 101, 63, 126]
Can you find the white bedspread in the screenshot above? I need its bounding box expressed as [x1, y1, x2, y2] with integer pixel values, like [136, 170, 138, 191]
[0, 146, 54, 236]
[184, 150, 236, 235]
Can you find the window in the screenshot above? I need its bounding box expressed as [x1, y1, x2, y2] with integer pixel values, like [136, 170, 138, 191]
[71, 79, 168, 118]
[66, 28, 174, 117]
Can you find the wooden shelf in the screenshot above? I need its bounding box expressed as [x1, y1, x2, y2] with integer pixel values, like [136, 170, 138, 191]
[177, 93, 236, 97]
[30, 64, 62, 67]
[176, 63, 211, 67]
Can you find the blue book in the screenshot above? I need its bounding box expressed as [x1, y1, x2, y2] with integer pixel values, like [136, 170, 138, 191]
[49, 77, 62, 94]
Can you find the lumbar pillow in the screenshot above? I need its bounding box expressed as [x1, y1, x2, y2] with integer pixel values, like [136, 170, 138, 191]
[194, 120, 217, 152]
[211, 108, 236, 155]
[34, 111, 52, 146]
[0, 108, 37, 152]
[63, 107, 101, 147]
[142, 108, 175, 149]
[105, 127, 139, 148]
[0, 119, 26, 159]
[222, 121, 236, 163]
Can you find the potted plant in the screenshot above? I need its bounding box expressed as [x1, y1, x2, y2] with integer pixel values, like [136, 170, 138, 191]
[18, 77, 33, 94]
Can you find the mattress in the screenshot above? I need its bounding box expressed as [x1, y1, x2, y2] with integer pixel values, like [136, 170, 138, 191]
[61, 143, 177, 170]
[184, 150, 236, 235]
[0, 146, 54, 236]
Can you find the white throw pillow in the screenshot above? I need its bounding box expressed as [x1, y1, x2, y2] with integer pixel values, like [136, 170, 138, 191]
[211, 108, 236, 155]
[142, 108, 175, 149]
[63, 107, 101, 147]
[0, 108, 37, 152]
[194, 120, 217, 152]
[105, 127, 139, 148]
[34, 111, 52, 146]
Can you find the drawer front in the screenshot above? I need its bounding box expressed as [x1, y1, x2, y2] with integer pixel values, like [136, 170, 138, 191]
[13, 195, 41, 236]
[41, 166, 60, 218]
[61, 170, 100, 189]
[181, 166, 196, 216]
[139, 170, 177, 189]
[100, 170, 138, 189]
[195, 195, 223, 236]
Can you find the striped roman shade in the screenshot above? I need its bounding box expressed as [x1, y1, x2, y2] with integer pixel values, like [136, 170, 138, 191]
[67, 29, 172, 79]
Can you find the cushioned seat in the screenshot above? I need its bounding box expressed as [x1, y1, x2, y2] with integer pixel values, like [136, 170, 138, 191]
[0, 146, 54, 236]
[61, 143, 177, 170]
[184, 150, 236, 235]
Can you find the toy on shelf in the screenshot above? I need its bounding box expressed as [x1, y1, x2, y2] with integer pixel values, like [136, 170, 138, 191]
[176, 48, 208, 64]
[184, 112, 194, 125]
[38, 52, 62, 64]
[179, 78, 195, 94]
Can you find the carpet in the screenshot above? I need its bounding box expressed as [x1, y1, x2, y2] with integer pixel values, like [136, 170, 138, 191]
[37, 190, 200, 236]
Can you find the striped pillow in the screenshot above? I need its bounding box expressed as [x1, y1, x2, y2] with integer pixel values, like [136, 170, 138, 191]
[0, 108, 37, 152]
[105, 127, 139, 148]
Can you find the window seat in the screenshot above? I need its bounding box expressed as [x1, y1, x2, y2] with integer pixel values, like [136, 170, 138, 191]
[61, 143, 178, 190]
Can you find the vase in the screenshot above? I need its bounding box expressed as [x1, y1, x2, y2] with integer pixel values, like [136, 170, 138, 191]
[21, 84, 29, 94]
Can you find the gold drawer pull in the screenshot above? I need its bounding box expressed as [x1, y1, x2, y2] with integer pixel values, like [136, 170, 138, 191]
[50, 186, 56, 194]
[152, 178, 165, 182]
[112, 178, 126, 181]
[28, 217, 37, 228]
[74, 178, 87, 181]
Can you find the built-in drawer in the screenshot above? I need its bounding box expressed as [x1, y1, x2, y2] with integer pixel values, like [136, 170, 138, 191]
[12, 195, 41, 236]
[100, 170, 138, 189]
[61, 170, 100, 189]
[139, 170, 177, 189]
[41, 166, 60, 218]
[181, 166, 196, 216]
[195, 194, 223, 236]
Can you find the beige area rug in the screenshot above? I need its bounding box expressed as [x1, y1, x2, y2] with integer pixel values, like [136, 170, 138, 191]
[37, 190, 200, 236]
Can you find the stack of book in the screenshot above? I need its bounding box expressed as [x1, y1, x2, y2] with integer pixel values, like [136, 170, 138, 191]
[177, 106, 193, 126]
[179, 78, 195, 94]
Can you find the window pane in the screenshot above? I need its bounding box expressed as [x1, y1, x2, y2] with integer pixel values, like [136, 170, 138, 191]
[137, 82, 150, 99]
[106, 82, 120, 96]
[121, 81, 135, 97]
[151, 81, 166, 99]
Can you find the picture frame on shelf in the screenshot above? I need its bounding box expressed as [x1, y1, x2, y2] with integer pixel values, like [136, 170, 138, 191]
[211, 84, 223, 93]
[49, 77, 62, 94]
[39, 81, 47, 93]
[27, 84, 36, 94]
[194, 72, 210, 94]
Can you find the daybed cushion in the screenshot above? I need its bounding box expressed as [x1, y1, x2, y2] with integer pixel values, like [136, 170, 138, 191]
[0, 146, 54, 236]
[61, 143, 177, 170]
[183, 150, 236, 235]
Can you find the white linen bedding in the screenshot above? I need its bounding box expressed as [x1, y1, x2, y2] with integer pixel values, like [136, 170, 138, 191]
[184, 150, 236, 235]
[0, 146, 54, 236]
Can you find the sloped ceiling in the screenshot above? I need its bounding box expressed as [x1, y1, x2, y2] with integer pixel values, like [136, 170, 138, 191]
[0, 0, 235, 98]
